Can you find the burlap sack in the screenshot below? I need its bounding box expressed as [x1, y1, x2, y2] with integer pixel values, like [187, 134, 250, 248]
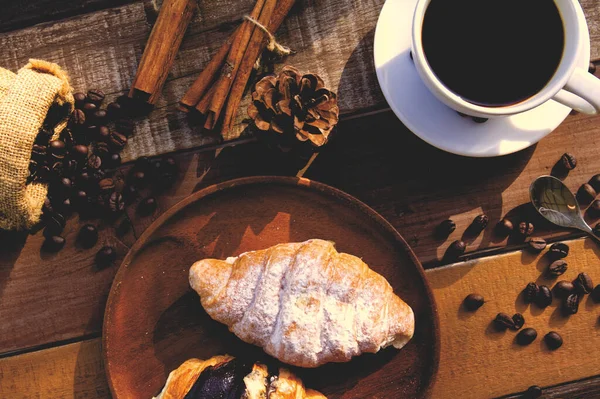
[0, 59, 74, 230]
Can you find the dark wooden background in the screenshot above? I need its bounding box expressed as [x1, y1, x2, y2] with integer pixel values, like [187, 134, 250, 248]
[0, 0, 599, 397]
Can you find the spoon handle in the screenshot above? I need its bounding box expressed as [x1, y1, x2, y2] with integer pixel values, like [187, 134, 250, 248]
[581, 225, 600, 244]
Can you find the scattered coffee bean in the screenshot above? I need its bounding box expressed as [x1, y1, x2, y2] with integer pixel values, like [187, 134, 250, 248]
[97, 125, 110, 142]
[496, 218, 513, 236]
[92, 109, 107, 124]
[98, 178, 115, 193]
[526, 237, 546, 252]
[164, 156, 177, 173]
[574, 272, 593, 294]
[592, 285, 600, 303]
[130, 170, 147, 188]
[83, 102, 97, 115]
[122, 184, 138, 205]
[525, 385, 542, 399]
[516, 328, 537, 345]
[78, 224, 98, 249]
[73, 190, 89, 208]
[49, 140, 66, 156]
[106, 102, 122, 119]
[437, 219, 456, 237]
[577, 183, 597, 205]
[71, 144, 89, 159]
[96, 245, 117, 268]
[138, 196, 157, 216]
[493, 313, 515, 331]
[472, 214, 489, 230]
[114, 119, 134, 136]
[535, 285, 552, 308]
[105, 153, 121, 169]
[547, 259, 568, 277]
[109, 131, 127, 150]
[447, 240, 466, 259]
[43, 221, 63, 239]
[463, 293, 484, 311]
[87, 89, 105, 105]
[523, 282, 539, 303]
[563, 293, 580, 315]
[594, 223, 600, 236]
[134, 156, 151, 172]
[544, 331, 563, 350]
[95, 141, 110, 157]
[561, 152, 577, 170]
[87, 154, 102, 170]
[70, 108, 86, 127]
[554, 281, 575, 298]
[548, 242, 569, 259]
[109, 192, 125, 213]
[59, 198, 72, 215]
[590, 200, 600, 216]
[517, 221, 534, 238]
[589, 174, 600, 192]
[73, 92, 86, 109]
[512, 313, 525, 330]
[42, 235, 66, 252]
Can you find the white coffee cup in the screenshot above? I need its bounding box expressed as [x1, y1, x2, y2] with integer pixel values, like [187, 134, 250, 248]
[411, 0, 600, 118]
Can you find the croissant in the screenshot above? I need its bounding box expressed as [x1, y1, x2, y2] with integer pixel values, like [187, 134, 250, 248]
[189, 239, 414, 368]
[152, 355, 326, 399]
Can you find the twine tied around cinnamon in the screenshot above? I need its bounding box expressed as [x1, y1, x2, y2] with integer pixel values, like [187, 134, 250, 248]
[244, 15, 295, 69]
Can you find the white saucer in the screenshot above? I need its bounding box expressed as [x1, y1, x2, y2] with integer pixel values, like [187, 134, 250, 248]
[374, 0, 591, 157]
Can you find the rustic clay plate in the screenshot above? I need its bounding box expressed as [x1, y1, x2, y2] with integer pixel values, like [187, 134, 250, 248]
[103, 176, 439, 398]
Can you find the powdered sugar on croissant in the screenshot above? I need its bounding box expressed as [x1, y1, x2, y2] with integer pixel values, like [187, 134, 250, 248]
[189, 239, 414, 368]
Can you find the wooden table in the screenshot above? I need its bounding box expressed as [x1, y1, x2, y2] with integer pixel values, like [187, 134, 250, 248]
[1, 0, 600, 398]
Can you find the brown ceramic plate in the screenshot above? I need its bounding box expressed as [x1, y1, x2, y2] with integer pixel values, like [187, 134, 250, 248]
[103, 176, 439, 398]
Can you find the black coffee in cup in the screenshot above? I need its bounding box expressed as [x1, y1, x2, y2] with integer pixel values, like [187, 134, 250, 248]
[422, 0, 564, 107]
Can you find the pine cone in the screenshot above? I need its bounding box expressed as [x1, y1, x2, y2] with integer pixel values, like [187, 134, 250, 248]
[248, 66, 339, 147]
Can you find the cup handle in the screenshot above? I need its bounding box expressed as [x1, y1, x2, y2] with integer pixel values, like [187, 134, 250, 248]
[552, 67, 600, 114]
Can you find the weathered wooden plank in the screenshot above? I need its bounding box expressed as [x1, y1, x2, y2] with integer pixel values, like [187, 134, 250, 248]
[1, 0, 597, 160]
[0, 338, 110, 399]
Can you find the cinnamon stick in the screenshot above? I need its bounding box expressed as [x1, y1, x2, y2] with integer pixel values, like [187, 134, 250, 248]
[178, 26, 241, 112]
[220, 0, 297, 137]
[204, 0, 270, 129]
[196, 84, 217, 115]
[129, 0, 196, 105]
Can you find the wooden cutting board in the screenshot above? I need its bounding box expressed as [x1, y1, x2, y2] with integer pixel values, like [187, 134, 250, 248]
[426, 237, 600, 398]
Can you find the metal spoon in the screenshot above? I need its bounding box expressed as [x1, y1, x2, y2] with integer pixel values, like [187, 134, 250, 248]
[530, 175, 600, 241]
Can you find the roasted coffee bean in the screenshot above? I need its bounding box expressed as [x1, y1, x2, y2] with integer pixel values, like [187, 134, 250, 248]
[97, 125, 110, 142]
[76, 170, 92, 189]
[512, 313, 525, 330]
[577, 183, 597, 205]
[134, 156, 151, 172]
[148, 159, 164, 178]
[51, 161, 64, 177]
[535, 285, 552, 308]
[523, 282, 539, 303]
[116, 217, 132, 237]
[549, 242, 569, 259]
[164, 156, 177, 173]
[43, 220, 63, 238]
[544, 331, 563, 350]
[31, 143, 47, 161]
[472, 214, 489, 230]
[114, 119, 134, 136]
[591, 284, 600, 302]
[98, 178, 115, 193]
[58, 198, 72, 215]
[105, 153, 121, 169]
[62, 128, 76, 146]
[554, 280, 575, 298]
[42, 235, 66, 252]
[463, 293, 484, 311]
[138, 196, 157, 216]
[563, 293, 580, 315]
[37, 165, 51, 182]
[590, 200, 600, 216]
[516, 328, 537, 346]
[58, 177, 73, 193]
[525, 385, 543, 399]
[71, 144, 89, 159]
[87, 154, 102, 170]
[561, 152, 577, 170]
[109, 131, 127, 150]
[87, 89, 105, 105]
[73, 190, 89, 207]
[122, 184, 138, 205]
[106, 102, 122, 119]
[447, 240, 466, 259]
[154, 171, 176, 191]
[83, 102, 97, 115]
[94, 141, 110, 158]
[589, 174, 600, 192]
[42, 197, 53, 215]
[49, 140, 66, 156]
[70, 109, 86, 127]
[130, 170, 147, 188]
[547, 259, 568, 277]
[493, 313, 515, 331]
[526, 237, 547, 252]
[517, 221, 534, 237]
[73, 92, 87, 109]
[437, 219, 456, 237]
[109, 192, 125, 213]
[92, 109, 107, 124]
[96, 245, 117, 268]
[78, 224, 98, 249]
[574, 272, 594, 294]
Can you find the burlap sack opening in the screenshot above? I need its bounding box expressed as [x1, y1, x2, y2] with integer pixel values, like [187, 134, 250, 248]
[0, 59, 74, 230]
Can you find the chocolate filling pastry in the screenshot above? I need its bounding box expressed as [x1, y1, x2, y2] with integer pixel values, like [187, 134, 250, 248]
[183, 359, 251, 399]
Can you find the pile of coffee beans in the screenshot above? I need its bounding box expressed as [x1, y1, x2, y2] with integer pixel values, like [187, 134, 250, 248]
[30, 89, 178, 268]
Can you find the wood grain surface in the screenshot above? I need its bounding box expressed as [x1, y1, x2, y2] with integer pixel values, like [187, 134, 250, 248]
[426, 237, 600, 398]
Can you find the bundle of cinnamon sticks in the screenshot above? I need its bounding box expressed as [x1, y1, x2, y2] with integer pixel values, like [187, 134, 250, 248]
[179, 0, 296, 137]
